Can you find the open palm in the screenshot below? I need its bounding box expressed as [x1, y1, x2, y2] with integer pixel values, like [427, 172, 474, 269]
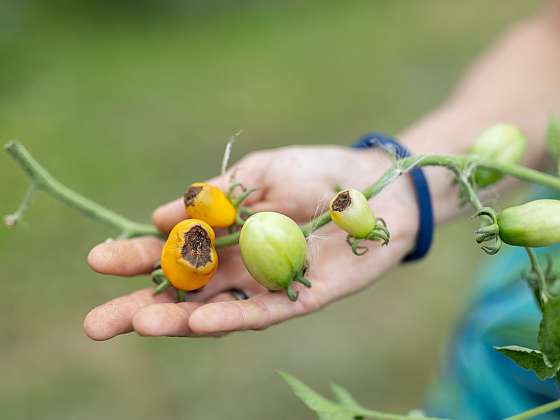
[84, 146, 418, 340]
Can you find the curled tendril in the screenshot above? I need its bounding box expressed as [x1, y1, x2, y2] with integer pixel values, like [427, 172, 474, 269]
[474, 207, 502, 255]
[345, 218, 391, 256]
[346, 236, 369, 255]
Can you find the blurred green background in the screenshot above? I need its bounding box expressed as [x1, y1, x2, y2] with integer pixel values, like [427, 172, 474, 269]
[0, 1, 539, 419]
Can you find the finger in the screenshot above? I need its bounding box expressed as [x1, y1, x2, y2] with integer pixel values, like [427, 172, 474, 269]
[133, 291, 241, 337]
[152, 153, 270, 233]
[151, 198, 185, 233]
[132, 302, 203, 337]
[84, 287, 175, 341]
[249, 200, 307, 222]
[87, 237, 163, 276]
[188, 284, 325, 334]
[183, 272, 267, 303]
[207, 291, 244, 303]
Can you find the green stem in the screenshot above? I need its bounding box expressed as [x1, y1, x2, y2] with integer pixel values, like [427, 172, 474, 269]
[525, 247, 549, 307]
[4, 182, 37, 226]
[8, 143, 560, 248]
[5, 141, 160, 238]
[354, 408, 447, 420]
[456, 172, 483, 211]
[503, 399, 560, 420]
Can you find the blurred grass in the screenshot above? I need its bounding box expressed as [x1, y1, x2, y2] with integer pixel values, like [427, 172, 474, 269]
[0, 1, 538, 419]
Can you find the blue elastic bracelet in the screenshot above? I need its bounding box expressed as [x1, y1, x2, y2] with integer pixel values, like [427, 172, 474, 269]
[352, 132, 434, 262]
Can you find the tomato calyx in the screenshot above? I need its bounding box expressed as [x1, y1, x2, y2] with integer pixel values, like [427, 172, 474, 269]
[345, 218, 390, 256]
[474, 206, 502, 255]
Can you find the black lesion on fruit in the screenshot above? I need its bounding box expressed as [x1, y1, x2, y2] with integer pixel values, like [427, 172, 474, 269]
[184, 185, 203, 207]
[181, 225, 212, 267]
[331, 190, 351, 212]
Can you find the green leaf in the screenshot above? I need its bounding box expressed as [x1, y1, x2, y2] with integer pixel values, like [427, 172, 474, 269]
[278, 371, 351, 419]
[547, 115, 560, 173]
[279, 372, 449, 420]
[330, 383, 363, 410]
[539, 297, 560, 367]
[495, 345, 558, 380]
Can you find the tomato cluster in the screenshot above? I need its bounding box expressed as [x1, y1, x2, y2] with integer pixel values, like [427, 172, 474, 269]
[158, 122, 558, 301]
[159, 180, 390, 301]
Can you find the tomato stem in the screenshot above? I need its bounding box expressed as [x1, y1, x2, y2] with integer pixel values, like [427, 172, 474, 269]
[524, 247, 548, 308]
[503, 398, 560, 420]
[4, 141, 161, 238]
[7, 142, 560, 249]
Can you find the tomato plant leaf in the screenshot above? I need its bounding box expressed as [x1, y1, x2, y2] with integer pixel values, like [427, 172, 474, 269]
[495, 345, 559, 380]
[330, 383, 363, 410]
[280, 372, 450, 420]
[538, 297, 560, 367]
[278, 371, 352, 419]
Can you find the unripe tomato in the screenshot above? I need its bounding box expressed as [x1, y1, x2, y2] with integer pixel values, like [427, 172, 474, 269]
[498, 199, 560, 247]
[239, 212, 307, 294]
[470, 123, 527, 187]
[329, 188, 376, 239]
[161, 219, 218, 291]
[184, 182, 236, 228]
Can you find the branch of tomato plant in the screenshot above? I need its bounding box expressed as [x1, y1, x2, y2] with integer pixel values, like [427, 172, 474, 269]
[4, 141, 161, 239]
[504, 399, 560, 420]
[348, 399, 560, 420]
[7, 141, 560, 246]
[218, 154, 560, 246]
[524, 247, 549, 309]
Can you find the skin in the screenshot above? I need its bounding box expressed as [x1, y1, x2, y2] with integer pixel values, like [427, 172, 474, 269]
[84, 1, 560, 340]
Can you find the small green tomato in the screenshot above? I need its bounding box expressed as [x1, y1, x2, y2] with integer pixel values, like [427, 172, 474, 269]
[329, 188, 376, 239]
[470, 123, 527, 187]
[498, 199, 560, 247]
[239, 212, 308, 301]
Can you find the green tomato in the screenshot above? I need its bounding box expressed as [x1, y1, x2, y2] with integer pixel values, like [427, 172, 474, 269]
[470, 123, 527, 187]
[239, 212, 307, 292]
[329, 188, 376, 239]
[498, 199, 560, 247]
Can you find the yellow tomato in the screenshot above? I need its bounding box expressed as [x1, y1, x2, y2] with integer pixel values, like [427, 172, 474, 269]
[161, 219, 218, 291]
[184, 182, 237, 228]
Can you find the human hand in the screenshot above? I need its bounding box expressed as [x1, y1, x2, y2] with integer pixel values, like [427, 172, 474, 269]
[84, 145, 419, 340]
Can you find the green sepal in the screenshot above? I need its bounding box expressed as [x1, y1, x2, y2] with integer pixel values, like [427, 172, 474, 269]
[176, 289, 187, 302]
[286, 284, 299, 302]
[294, 272, 312, 288]
[153, 278, 170, 295]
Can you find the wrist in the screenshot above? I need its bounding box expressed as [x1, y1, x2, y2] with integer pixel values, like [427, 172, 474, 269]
[398, 106, 473, 224]
[352, 143, 425, 261]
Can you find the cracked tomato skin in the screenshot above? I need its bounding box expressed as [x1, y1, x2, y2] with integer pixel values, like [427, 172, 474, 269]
[498, 199, 560, 247]
[239, 212, 307, 291]
[184, 182, 236, 228]
[470, 123, 527, 187]
[161, 219, 218, 291]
